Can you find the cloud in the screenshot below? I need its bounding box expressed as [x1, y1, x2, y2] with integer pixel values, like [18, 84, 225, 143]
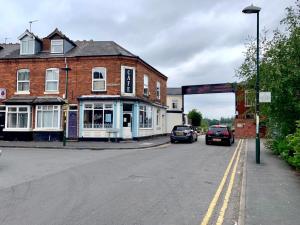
[0, 0, 296, 119]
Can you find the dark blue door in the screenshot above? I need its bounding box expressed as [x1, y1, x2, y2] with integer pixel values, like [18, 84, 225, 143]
[0, 112, 5, 139]
[68, 111, 77, 139]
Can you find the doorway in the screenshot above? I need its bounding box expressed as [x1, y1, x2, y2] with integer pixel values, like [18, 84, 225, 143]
[123, 104, 133, 139]
[0, 106, 5, 139]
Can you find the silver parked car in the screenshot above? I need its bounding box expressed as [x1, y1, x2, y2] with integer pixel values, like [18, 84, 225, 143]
[170, 125, 198, 143]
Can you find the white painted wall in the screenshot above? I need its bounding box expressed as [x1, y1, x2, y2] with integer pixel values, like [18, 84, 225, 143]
[166, 113, 182, 133]
[167, 95, 182, 111]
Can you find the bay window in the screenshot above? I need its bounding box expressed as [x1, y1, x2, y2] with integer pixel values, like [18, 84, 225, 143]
[139, 105, 152, 128]
[83, 103, 113, 129]
[6, 106, 30, 129]
[36, 105, 60, 129]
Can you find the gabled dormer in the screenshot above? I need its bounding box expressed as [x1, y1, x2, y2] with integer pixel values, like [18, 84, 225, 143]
[46, 28, 76, 54]
[18, 30, 42, 55]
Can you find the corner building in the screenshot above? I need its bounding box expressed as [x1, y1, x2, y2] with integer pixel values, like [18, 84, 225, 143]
[0, 29, 168, 141]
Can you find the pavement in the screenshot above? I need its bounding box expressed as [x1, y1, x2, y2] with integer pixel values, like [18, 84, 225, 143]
[0, 135, 170, 150]
[241, 139, 300, 225]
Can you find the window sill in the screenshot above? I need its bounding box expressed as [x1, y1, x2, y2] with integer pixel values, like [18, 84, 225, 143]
[33, 128, 63, 132]
[44, 91, 59, 94]
[3, 128, 32, 132]
[91, 90, 107, 93]
[14, 91, 30, 95]
[139, 127, 153, 130]
[83, 128, 112, 130]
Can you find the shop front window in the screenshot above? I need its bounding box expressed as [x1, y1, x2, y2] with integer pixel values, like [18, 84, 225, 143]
[139, 105, 152, 128]
[84, 103, 113, 129]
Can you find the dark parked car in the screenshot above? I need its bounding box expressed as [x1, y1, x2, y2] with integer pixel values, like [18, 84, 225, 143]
[205, 125, 234, 146]
[170, 125, 198, 143]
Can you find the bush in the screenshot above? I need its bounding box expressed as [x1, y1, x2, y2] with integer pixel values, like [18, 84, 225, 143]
[268, 121, 300, 170]
[286, 121, 300, 169]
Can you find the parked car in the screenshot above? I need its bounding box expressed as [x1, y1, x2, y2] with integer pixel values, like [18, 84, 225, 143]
[205, 125, 234, 146]
[170, 125, 198, 143]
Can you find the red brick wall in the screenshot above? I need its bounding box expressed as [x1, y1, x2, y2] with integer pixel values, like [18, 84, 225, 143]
[0, 56, 167, 106]
[234, 119, 256, 138]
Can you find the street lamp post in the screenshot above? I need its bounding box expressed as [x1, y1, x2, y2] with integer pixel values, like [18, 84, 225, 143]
[243, 4, 261, 164]
[61, 60, 71, 147]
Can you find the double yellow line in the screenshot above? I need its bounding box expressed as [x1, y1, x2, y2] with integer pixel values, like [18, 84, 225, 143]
[200, 139, 244, 225]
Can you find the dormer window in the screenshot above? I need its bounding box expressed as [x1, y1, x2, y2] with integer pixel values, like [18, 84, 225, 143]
[21, 39, 34, 55]
[51, 40, 63, 54]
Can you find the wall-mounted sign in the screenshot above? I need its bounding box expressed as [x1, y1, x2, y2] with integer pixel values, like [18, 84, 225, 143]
[124, 69, 133, 93]
[0, 88, 6, 99]
[259, 92, 271, 103]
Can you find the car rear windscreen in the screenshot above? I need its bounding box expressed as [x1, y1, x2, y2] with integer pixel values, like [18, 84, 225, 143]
[209, 127, 227, 132]
[173, 126, 189, 131]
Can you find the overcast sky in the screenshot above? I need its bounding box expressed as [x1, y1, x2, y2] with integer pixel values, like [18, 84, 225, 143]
[0, 0, 295, 119]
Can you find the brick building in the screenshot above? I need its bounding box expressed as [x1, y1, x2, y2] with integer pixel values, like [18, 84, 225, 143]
[234, 85, 266, 138]
[0, 28, 168, 141]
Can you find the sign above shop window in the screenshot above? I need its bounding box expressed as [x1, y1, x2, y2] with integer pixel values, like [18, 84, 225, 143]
[124, 68, 133, 93]
[0, 88, 6, 99]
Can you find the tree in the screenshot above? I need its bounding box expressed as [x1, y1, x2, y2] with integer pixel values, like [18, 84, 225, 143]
[187, 109, 202, 127]
[236, 0, 300, 139]
[236, 0, 300, 168]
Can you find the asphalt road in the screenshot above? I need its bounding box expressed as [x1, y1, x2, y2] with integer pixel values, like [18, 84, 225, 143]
[0, 137, 243, 225]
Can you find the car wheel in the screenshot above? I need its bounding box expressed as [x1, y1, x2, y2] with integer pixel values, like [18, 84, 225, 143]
[189, 137, 193, 143]
[226, 139, 232, 146]
[171, 139, 175, 143]
[205, 139, 210, 145]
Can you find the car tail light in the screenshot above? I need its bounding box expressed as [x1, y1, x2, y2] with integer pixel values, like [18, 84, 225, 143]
[222, 131, 230, 136]
[207, 130, 213, 135]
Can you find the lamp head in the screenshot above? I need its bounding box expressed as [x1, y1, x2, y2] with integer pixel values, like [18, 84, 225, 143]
[242, 4, 261, 14]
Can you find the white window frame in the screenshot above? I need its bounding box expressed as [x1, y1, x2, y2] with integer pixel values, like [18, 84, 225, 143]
[172, 99, 178, 109]
[45, 68, 59, 93]
[51, 39, 64, 54]
[16, 69, 30, 94]
[83, 103, 114, 129]
[156, 81, 161, 99]
[92, 67, 107, 91]
[144, 75, 149, 96]
[121, 66, 136, 96]
[4, 105, 31, 131]
[34, 105, 62, 131]
[20, 39, 34, 55]
[139, 105, 153, 129]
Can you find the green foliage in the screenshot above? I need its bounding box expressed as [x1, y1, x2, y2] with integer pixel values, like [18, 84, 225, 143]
[187, 109, 202, 127]
[237, 1, 300, 168]
[286, 121, 300, 169]
[203, 117, 234, 126]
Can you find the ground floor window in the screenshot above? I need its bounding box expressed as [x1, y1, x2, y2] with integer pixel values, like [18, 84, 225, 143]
[6, 106, 30, 128]
[139, 105, 152, 128]
[83, 103, 113, 129]
[36, 105, 60, 129]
